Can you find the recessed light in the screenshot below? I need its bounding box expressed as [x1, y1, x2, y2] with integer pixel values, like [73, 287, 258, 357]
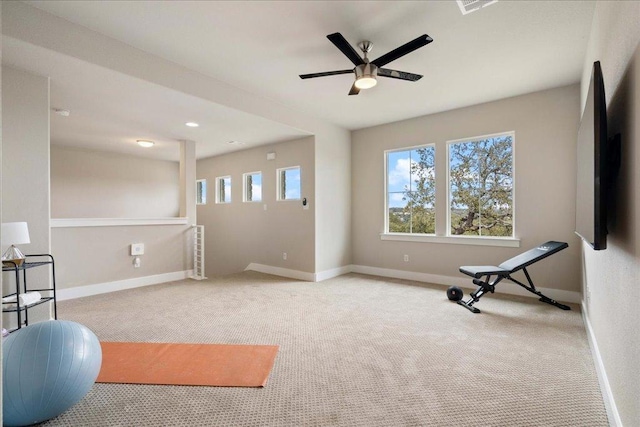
[185, 122, 199, 127]
[137, 140, 154, 148]
[227, 140, 245, 145]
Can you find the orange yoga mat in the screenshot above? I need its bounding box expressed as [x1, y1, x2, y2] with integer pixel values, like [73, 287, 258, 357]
[97, 342, 279, 387]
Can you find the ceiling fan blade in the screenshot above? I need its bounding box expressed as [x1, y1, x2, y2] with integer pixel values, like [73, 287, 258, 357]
[327, 33, 365, 66]
[371, 34, 433, 68]
[299, 69, 353, 79]
[348, 83, 360, 96]
[378, 68, 423, 81]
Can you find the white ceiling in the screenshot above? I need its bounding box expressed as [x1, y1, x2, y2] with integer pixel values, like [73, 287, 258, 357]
[10, 1, 596, 159]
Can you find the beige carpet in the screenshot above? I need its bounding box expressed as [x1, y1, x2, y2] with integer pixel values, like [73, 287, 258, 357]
[44, 272, 607, 426]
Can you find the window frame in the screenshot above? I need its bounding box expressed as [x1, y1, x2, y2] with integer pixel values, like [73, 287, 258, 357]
[243, 171, 262, 203]
[215, 175, 232, 204]
[445, 131, 516, 239]
[276, 166, 301, 201]
[384, 143, 436, 235]
[196, 179, 207, 205]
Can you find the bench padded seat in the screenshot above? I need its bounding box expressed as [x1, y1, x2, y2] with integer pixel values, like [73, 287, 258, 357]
[459, 266, 510, 278]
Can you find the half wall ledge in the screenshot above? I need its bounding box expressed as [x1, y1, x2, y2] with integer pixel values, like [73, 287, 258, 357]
[51, 218, 189, 228]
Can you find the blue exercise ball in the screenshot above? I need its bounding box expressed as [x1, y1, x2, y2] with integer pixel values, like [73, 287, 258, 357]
[3, 320, 102, 426]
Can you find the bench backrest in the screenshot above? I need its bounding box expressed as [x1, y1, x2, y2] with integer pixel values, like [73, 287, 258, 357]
[498, 241, 568, 273]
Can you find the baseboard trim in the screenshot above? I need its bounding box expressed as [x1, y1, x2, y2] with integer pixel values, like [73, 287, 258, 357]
[351, 264, 468, 287]
[57, 270, 194, 301]
[314, 265, 353, 282]
[244, 263, 315, 282]
[350, 265, 581, 304]
[581, 302, 621, 427]
[243, 263, 580, 304]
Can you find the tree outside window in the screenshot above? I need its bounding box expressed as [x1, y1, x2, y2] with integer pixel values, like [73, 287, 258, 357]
[387, 146, 435, 234]
[244, 172, 262, 202]
[216, 176, 231, 203]
[448, 134, 513, 236]
[196, 179, 207, 205]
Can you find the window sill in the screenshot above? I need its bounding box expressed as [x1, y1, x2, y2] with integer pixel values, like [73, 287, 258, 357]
[51, 218, 189, 228]
[380, 233, 520, 247]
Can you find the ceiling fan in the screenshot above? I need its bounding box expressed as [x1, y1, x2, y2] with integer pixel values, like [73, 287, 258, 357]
[299, 32, 433, 96]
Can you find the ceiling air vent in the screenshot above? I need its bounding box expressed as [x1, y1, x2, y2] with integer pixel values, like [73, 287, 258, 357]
[456, 0, 498, 15]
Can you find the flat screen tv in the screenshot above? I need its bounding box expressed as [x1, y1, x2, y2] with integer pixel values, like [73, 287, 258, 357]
[575, 61, 608, 250]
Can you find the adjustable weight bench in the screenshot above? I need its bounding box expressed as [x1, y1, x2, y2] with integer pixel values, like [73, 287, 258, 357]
[450, 241, 571, 313]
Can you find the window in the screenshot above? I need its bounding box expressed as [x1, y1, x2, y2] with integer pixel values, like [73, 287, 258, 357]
[386, 145, 436, 234]
[448, 132, 513, 237]
[243, 172, 262, 202]
[382, 132, 516, 245]
[277, 166, 301, 201]
[196, 179, 207, 205]
[215, 176, 231, 203]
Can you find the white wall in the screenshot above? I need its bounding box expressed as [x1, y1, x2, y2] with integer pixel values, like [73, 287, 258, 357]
[580, 2, 640, 425]
[51, 224, 192, 290]
[352, 85, 581, 294]
[1, 66, 51, 328]
[197, 137, 315, 276]
[51, 146, 180, 218]
[315, 128, 352, 275]
[179, 140, 196, 222]
[49, 144, 193, 291]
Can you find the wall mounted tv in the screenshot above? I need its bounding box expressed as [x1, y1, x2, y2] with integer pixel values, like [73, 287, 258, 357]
[575, 61, 610, 250]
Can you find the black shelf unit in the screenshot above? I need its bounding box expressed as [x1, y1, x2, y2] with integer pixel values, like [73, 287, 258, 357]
[2, 254, 58, 333]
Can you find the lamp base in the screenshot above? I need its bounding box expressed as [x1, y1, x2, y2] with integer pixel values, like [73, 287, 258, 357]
[2, 245, 25, 267]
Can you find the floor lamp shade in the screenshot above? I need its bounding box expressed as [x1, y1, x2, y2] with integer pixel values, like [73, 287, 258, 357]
[2, 222, 31, 265]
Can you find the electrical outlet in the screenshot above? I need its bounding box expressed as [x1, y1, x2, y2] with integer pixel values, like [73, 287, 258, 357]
[131, 243, 144, 256]
[283, 252, 287, 260]
[403, 254, 409, 262]
[133, 257, 141, 268]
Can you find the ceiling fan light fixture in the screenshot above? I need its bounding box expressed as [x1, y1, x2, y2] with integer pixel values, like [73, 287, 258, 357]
[354, 63, 378, 89]
[301, 32, 431, 95]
